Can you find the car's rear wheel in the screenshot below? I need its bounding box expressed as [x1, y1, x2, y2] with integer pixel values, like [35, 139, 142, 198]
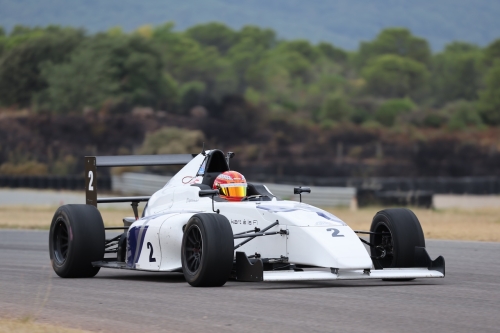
[49, 204, 105, 278]
[370, 208, 425, 280]
[181, 213, 234, 287]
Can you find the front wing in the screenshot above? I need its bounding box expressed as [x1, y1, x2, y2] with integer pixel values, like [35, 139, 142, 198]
[234, 248, 445, 282]
[263, 268, 444, 282]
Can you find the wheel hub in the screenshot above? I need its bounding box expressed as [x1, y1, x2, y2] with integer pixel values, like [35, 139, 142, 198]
[184, 226, 203, 273]
[372, 222, 394, 266]
[53, 219, 69, 265]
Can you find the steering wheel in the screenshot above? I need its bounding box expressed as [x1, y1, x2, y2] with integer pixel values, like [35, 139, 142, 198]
[241, 195, 265, 201]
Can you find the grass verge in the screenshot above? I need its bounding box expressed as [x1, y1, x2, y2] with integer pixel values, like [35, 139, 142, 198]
[0, 205, 129, 229]
[1, 205, 499, 242]
[0, 317, 90, 333]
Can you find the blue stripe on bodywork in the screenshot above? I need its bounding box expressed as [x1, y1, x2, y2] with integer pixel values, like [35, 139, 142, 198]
[256, 203, 346, 225]
[125, 211, 201, 268]
[126, 225, 149, 268]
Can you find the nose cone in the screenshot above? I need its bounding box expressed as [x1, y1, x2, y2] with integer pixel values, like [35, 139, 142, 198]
[286, 226, 373, 269]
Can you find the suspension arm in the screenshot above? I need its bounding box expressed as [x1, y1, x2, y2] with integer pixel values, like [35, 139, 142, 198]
[354, 230, 390, 235]
[234, 221, 280, 250]
[235, 227, 261, 235]
[358, 237, 388, 260]
[105, 234, 122, 244]
[233, 230, 286, 239]
[358, 237, 376, 248]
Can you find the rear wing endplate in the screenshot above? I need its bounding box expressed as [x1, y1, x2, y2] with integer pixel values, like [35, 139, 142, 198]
[84, 154, 195, 207]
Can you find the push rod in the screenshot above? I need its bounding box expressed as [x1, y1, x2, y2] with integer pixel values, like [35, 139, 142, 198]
[105, 234, 122, 243]
[233, 231, 281, 239]
[234, 227, 261, 235]
[354, 230, 390, 235]
[358, 237, 375, 247]
[234, 221, 279, 250]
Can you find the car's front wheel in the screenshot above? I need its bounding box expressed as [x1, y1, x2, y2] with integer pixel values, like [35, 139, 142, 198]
[181, 213, 234, 287]
[370, 208, 425, 280]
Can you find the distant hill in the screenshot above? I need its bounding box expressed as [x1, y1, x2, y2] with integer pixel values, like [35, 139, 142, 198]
[1, 0, 499, 50]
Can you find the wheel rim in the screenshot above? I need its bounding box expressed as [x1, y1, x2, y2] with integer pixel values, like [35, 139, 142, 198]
[184, 225, 203, 273]
[372, 222, 394, 268]
[53, 219, 69, 265]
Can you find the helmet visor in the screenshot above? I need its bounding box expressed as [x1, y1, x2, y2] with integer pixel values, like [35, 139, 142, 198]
[219, 183, 247, 198]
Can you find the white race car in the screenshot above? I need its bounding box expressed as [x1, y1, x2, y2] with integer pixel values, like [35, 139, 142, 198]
[49, 149, 445, 286]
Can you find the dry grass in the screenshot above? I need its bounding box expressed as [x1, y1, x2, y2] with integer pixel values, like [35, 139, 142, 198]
[1, 205, 499, 242]
[326, 206, 500, 242]
[0, 205, 128, 229]
[0, 317, 91, 333]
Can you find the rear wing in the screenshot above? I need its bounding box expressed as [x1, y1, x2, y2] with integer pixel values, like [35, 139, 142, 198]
[84, 154, 196, 209]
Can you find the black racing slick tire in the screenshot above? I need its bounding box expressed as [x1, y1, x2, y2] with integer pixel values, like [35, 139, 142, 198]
[49, 204, 105, 278]
[370, 208, 425, 274]
[181, 213, 234, 287]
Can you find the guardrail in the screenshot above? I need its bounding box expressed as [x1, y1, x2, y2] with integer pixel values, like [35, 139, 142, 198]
[264, 183, 356, 207]
[250, 175, 500, 194]
[7, 173, 500, 208]
[1, 174, 498, 194]
[111, 172, 356, 207]
[112, 173, 171, 196]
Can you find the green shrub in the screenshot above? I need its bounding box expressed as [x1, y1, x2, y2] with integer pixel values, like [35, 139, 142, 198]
[444, 100, 483, 130]
[374, 98, 415, 126]
[361, 120, 383, 129]
[422, 113, 447, 128]
[362, 54, 429, 99]
[179, 81, 206, 115]
[350, 108, 371, 124]
[478, 61, 500, 125]
[51, 155, 77, 175]
[319, 118, 338, 130]
[141, 127, 205, 155]
[319, 94, 353, 122]
[0, 161, 48, 175]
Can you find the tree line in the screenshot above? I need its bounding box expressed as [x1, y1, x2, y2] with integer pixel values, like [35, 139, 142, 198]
[1, 23, 500, 130]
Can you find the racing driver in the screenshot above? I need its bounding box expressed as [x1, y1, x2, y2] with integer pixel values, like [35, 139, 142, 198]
[212, 171, 247, 201]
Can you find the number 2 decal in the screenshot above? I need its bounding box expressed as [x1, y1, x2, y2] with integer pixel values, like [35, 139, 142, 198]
[147, 242, 156, 262]
[327, 228, 344, 237]
[88, 170, 94, 191]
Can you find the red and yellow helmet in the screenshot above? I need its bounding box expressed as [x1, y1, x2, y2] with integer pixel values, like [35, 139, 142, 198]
[213, 171, 247, 201]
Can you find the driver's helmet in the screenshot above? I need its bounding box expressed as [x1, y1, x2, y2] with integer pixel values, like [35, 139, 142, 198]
[213, 171, 247, 201]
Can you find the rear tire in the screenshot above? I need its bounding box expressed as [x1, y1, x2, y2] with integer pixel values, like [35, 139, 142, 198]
[370, 208, 425, 280]
[181, 213, 234, 287]
[49, 204, 105, 278]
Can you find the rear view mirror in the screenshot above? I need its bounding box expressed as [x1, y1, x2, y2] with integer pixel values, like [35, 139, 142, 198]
[199, 190, 219, 197]
[294, 187, 311, 194]
[198, 189, 220, 214]
[294, 187, 311, 203]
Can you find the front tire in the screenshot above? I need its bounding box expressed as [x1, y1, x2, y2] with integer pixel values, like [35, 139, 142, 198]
[370, 208, 425, 275]
[49, 204, 105, 278]
[181, 213, 234, 287]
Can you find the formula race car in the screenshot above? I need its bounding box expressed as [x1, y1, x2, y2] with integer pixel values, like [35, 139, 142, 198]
[49, 149, 445, 287]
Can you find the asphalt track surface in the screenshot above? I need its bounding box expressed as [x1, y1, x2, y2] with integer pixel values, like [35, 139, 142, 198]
[1, 230, 499, 333]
